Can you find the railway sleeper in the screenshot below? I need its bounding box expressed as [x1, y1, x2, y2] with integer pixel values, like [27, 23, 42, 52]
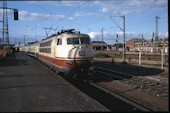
[120, 79, 168, 99]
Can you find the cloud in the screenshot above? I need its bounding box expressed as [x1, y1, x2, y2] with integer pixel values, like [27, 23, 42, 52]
[75, 11, 100, 17]
[60, 1, 87, 6]
[88, 31, 136, 38]
[88, 31, 137, 44]
[165, 32, 168, 37]
[28, 1, 87, 7]
[88, 32, 101, 38]
[159, 32, 169, 37]
[149, 0, 167, 10]
[115, 31, 135, 36]
[101, 8, 109, 13]
[27, 0, 167, 16]
[19, 11, 74, 21]
[93, 0, 167, 15]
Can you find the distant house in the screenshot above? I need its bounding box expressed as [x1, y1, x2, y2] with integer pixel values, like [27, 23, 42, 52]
[134, 39, 169, 53]
[126, 38, 147, 51]
[92, 41, 108, 50]
[126, 38, 169, 53]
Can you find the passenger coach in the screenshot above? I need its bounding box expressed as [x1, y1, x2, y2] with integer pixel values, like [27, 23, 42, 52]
[27, 42, 39, 58]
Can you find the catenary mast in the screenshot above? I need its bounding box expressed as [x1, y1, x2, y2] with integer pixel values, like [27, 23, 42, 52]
[2, 1, 9, 48]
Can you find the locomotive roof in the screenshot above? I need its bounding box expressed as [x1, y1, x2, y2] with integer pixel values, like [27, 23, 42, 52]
[41, 29, 89, 42]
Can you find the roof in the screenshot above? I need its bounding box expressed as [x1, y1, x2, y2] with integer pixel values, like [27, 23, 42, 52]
[127, 37, 168, 43]
[127, 38, 147, 42]
[92, 41, 108, 46]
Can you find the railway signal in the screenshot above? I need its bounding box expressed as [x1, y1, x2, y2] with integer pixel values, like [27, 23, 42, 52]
[116, 34, 119, 51]
[14, 9, 18, 20]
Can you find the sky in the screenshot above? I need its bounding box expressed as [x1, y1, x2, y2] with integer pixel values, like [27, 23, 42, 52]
[0, 0, 168, 45]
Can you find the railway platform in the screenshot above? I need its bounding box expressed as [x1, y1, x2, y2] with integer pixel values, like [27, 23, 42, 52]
[0, 52, 110, 112]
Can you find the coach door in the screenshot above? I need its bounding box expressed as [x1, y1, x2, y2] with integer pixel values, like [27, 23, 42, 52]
[55, 38, 62, 57]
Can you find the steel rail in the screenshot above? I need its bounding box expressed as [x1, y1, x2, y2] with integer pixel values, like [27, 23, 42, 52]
[89, 81, 151, 111]
[95, 66, 134, 78]
[95, 66, 168, 99]
[96, 66, 168, 92]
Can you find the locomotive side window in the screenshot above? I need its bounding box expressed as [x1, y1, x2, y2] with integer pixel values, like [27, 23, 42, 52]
[57, 39, 62, 45]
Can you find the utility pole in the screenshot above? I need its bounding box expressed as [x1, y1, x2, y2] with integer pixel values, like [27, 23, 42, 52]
[139, 34, 144, 65]
[0, 21, 3, 48]
[116, 34, 118, 51]
[122, 15, 126, 63]
[101, 28, 104, 50]
[2, 1, 9, 48]
[35, 24, 37, 41]
[0, 1, 18, 49]
[153, 16, 160, 54]
[152, 32, 154, 53]
[15, 38, 17, 45]
[139, 42, 142, 65]
[109, 15, 126, 63]
[161, 37, 165, 69]
[155, 16, 160, 41]
[141, 34, 144, 51]
[23, 35, 27, 45]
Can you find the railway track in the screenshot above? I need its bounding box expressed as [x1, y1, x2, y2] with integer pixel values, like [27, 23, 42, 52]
[94, 65, 168, 100]
[92, 64, 168, 111]
[59, 66, 159, 111]
[88, 81, 150, 111]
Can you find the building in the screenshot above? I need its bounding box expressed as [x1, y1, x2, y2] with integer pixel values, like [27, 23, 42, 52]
[126, 38, 147, 51]
[134, 40, 169, 53]
[92, 41, 108, 50]
[126, 38, 169, 53]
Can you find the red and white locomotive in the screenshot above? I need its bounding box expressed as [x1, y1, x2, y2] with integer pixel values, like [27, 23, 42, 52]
[20, 29, 94, 77]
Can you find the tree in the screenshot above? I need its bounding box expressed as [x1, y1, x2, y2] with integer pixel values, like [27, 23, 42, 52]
[113, 43, 123, 48]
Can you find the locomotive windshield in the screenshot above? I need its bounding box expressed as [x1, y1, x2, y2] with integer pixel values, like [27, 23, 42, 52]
[67, 37, 90, 45]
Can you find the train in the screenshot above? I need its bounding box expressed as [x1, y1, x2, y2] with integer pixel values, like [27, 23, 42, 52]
[19, 29, 94, 78]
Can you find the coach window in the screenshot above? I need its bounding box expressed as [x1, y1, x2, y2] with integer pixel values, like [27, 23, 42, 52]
[47, 41, 51, 46]
[57, 39, 62, 45]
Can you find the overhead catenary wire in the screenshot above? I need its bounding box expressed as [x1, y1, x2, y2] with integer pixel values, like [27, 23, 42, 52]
[28, 1, 125, 35]
[109, 16, 123, 31]
[31, 1, 90, 34]
[50, 0, 90, 28]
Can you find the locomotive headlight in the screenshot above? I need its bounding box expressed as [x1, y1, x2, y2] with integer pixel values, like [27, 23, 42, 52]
[79, 51, 86, 56]
[90, 59, 95, 63]
[81, 46, 85, 50]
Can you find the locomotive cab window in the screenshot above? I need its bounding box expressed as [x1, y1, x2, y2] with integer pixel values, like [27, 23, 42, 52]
[67, 38, 79, 45]
[80, 38, 90, 45]
[67, 37, 90, 45]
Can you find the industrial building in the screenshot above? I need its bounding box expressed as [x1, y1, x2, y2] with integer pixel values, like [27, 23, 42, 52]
[126, 38, 168, 53]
